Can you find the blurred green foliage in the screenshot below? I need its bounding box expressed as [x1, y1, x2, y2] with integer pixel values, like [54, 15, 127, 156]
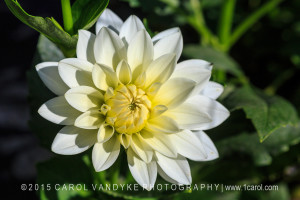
[6, 0, 300, 199]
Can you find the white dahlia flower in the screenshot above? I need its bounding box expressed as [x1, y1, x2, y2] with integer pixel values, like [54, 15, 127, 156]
[36, 9, 229, 190]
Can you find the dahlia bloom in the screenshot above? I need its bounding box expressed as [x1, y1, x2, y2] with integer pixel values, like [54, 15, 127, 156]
[36, 9, 229, 190]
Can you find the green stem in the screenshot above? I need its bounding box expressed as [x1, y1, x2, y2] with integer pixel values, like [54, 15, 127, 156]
[229, 0, 283, 49]
[218, 0, 236, 51]
[189, 0, 212, 45]
[61, 0, 74, 35]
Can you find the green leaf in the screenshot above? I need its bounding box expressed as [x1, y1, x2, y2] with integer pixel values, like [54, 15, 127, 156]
[72, 0, 109, 31]
[37, 155, 94, 200]
[183, 45, 244, 77]
[224, 86, 298, 142]
[4, 0, 77, 57]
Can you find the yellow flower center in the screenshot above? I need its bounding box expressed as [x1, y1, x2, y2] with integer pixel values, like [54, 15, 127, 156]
[104, 84, 151, 134]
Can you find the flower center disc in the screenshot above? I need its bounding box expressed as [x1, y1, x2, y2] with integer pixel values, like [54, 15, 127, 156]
[105, 84, 151, 134]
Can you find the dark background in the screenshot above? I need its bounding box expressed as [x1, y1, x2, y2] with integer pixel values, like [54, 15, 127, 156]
[1, 0, 300, 199]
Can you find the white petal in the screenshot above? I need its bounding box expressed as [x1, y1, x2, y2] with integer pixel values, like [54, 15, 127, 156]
[92, 135, 120, 171]
[146, 115, 179, 134]
[168, 130, 208, 161]
[119, 15, 145, 44]
[194, 130, 219, 161]
[127, 30, 153, 74]
[65, 86, 104, 112]
[97, 124, 114, 143]
[154, 32, 183, 61]
[155, 152, 191, 185]
[75, 109, 105, 129]
[140, 130, 177, 158]
[164, 99, 212, 130]
[152, 78, 196, 109]
[51, 126, 97, 155]
[58, 58, 94, 88]
[145, 54, 176, 87]
[96, 9, 123, 34]
[187, 95, 230, 130]
[172, 59, 212, 95]
[77, 30, 96, 63]
[157, 165, 179, 184]
[35, 62, 69, 95]
[116, 60, 132, 85]
[38, 96, 81, 125]
[152, 27, 180, 44]
[127, 148, 157, 190]
[93, 63, 118, 89]
[94, 27, 126, 69]
[200, 81, 224, 99]
[150, 105, 168, 118]
[130, 134, 153, 163]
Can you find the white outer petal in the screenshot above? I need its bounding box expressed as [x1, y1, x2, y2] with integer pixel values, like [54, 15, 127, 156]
[152, 27, 180, 44]
[92, 134, 120, 171]
[153, 32, 183, 61]
[38, 96, 81, 125]
[127, 148, 157, 190]
[77, 30, 96, 63]
[58, 58, 94, 88]
[152, 78, 196, 109]
[51, 126, 97, 155]
[168, 130, 208, 161]
[200, 81, 224, 99]
[35, 62, 69, 95]
[127, 30, 154, 73]
[155, 152, 192, 185]
[94, 27, 126, 69]
[96, 9, 123, 34]
[187, 95, 230, 130]
[119, 15, 145, 44]
[194, 130, 219, 161]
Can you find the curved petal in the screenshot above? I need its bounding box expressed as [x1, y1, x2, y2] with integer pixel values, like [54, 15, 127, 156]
[157, 165, 179, 184]
[144, 54, 176, 88]
[172, 59, 212, 95]
[168, 130, 208, 161]
[140, 129, 177, 158]
[97, 124, 115, 143]
[164, 99, 212, 130]
[130, 133, 153, 163]
[186, 95, 230, 130]
[94, 27, 126, 69]
[119, 15, 145, 44]
[153, 32, 183, 61]
[92, 134, 120, 171]
[35, 62, 69, 95]
[116, 60, 132, 85]
[200, 81, 224, 99]
[146, 115, 179, 134]
[58, 58, 94, 88]
[194, 130, 219, 161]
[51, 126, 97, 155]
[152, 78, 196, 109]
[93, 63, 118, 90]
[65, 86, 104, 112]
[127, 148, 157, 191]
[152, 27, 180, 44]
[127, 30, 153, 74]
[77, 30, 96, 63]
[38, 96, 81, 125]
[75, 109, 105, 129]
[96, 9, 123, 34]
[155, 152, 191, 185]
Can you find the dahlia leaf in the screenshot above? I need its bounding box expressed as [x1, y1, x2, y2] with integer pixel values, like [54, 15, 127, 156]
[225, 86, 298, 142]
[72, 0, 109, 31]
